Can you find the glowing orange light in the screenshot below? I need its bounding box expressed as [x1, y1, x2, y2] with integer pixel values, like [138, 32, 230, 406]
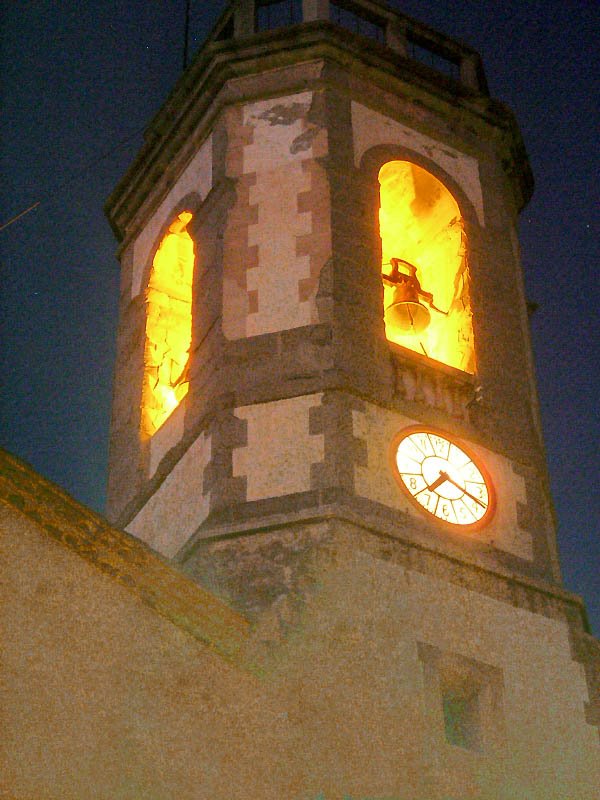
[141, 211, 194, 436]
[379, 161, 475, 373]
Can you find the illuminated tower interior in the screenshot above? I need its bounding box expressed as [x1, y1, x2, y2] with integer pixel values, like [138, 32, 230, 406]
[379, 160, 475, 374]
[141, 211, 194, 436]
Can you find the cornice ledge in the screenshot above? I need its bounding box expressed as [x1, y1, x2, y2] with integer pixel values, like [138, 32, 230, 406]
[179, 502, 590, 631]
[106, 23, 531, 241]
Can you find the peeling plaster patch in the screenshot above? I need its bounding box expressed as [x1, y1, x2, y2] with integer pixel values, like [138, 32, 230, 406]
[243, 93, 316, 336]
[258, 102, 307, 126]
[244, 93, 314, 169]
[351, 102, 485, 226]
[233, 394, 324, 501]
[352, 403, 531, 560]
[127, 430, 211, 558]
[132, 134, 213, 298]
[290, 127, 321, 154]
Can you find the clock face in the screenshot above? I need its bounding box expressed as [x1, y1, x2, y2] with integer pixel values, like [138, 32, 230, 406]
[391, 428, 494, 529]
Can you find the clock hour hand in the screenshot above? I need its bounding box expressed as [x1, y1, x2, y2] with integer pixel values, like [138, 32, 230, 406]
[426, 470, 450, 492]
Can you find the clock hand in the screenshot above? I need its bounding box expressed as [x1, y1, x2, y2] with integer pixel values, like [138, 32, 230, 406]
[426, 470, 450, 492]
[443, 474, 487, 508]
[426, 469, 488, 509]
[425, 471, 487, 510]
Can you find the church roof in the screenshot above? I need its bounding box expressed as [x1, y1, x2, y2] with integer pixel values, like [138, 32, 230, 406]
[0, 448, 251, 664]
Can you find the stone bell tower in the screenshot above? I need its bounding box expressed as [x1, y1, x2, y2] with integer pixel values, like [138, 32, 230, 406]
[105, 2, 599, 795]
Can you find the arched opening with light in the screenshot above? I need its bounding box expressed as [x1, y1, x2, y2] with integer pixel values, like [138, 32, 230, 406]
[141, 211, 195, 436]
[378, 160, 475, 374]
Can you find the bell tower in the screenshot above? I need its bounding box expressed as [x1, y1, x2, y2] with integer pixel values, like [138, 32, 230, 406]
[105, 2, 599, 795]
[105, 0, 553, 582]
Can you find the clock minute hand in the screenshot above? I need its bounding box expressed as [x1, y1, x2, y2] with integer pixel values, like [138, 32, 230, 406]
[425, 471, 487, 510]
[443, 474, 487, 508]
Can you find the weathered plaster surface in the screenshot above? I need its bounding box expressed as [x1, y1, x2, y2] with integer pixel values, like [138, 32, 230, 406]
[233, 394, 324, 501]
[351, 101, 485, 225]
[414, 567, 600, 794]
[2, 504, 286, 800]
[127, 430, 211, 557]
[223, 92, 328, 338]
[3, 469, 598, 798]
[349, 550, 600, 796]
[352, 403, 531, 559]
[184, 525, 599, 797]
[131, 134, 213, 298]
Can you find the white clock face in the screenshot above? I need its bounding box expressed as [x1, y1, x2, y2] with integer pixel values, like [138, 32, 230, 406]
[392, 429, 494, 529]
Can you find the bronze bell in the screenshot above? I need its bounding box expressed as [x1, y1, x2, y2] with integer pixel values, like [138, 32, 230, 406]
[385, 280, 431, 333]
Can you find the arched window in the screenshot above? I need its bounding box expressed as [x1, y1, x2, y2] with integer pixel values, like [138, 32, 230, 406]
[141, 211, 195, 436]
[379, 160, 475, 374]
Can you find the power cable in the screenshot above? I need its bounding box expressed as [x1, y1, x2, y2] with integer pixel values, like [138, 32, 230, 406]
[0, 124, 146, 234]
[0, 202, 41, 233]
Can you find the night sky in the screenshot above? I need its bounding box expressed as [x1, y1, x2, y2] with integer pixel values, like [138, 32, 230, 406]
[1, 1, 598, 635]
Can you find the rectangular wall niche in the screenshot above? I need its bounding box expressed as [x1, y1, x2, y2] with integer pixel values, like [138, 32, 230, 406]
[442, 677, 481, 750]
[417, 642, 506, 755]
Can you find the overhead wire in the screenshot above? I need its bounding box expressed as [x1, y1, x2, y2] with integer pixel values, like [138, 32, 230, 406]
[0, 124, 147, 234]
[2, 1, 209, 235]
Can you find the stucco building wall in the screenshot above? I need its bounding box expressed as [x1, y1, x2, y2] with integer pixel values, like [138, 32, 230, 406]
[2, 487, 599, 800]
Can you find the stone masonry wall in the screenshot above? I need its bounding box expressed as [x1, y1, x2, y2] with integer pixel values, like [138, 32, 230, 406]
[222, 90, 330, 339]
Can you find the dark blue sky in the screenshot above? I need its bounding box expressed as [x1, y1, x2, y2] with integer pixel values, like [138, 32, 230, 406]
[1, 1, 598, 634]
